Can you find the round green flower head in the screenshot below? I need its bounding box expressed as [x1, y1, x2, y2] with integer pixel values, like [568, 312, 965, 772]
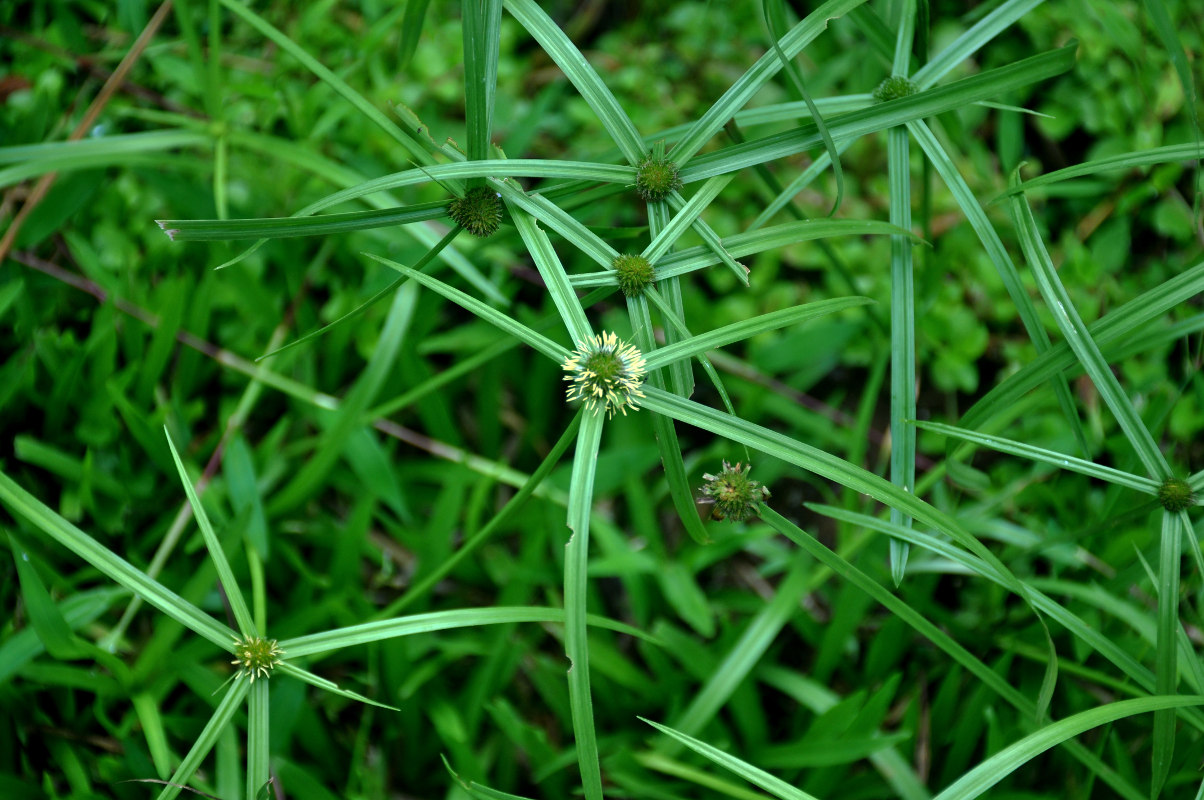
[231, 636, 284, 682]
[635, 152, 682, 202]
[699, 461, 770, 522]
[873, 75, 918, 103]
[448, 186, 502, 237]
[1157, 477, 1196, 513]
[562, 332, 647, 418]
[613, 254, 656, 298]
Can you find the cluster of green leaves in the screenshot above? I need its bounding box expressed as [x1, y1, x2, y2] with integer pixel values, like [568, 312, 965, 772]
[2, 1, 1203, 800]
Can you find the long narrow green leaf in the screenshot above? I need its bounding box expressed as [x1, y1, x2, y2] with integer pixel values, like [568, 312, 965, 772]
[157, 202, 448, 241]
[165, 430, 255, 638]
[373, 413, 583, 618]
[680, 44, 1076, 182]
[154, 681, 249, 800]
[0, 471, 234, 649]
[280, 605, 651, 658]
[643, 176, 732, 265]
[266, 280, 419, 515]
[931, 696, 1204, 800]
[996, 142, 1204, 197]
[511, 206, 593, 345]
[760, 507, 1147, 800]
[914, 421, 1159, 493]
[887, 123, 915, 585]
[643, 717, 821, 800]
[364, 253, 567, 362]
[1008, 174, 1169, 478]
[565, 412, 606, 800]
[911, 0, 1044, 87]
[217, 0, 434, 167]
[275, 661, 398, 711]
[666, 557, 811, 741]
[503, 0, 644, 164]
[672, 0, 868, 166]
[644, 297, 873, 371]
[463, 0, 503, 164]
[495, 185, 619, 270]
[1152, 510, 1185, 797]
[960, 259, 1204, 435]
[763, 0, 846, 215]
[246, 678, 269, 800]
[909, 119, 1087, 456]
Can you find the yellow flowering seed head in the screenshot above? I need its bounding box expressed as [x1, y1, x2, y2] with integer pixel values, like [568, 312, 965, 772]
[562, 332, 647, 418]
[231, 636, 285, 682]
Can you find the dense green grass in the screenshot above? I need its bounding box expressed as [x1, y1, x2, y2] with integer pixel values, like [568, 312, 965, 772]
[2, 1, 1203, 799]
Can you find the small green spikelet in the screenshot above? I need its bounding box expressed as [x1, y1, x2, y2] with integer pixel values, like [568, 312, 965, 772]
[562, 332, 647, 418]
[699, 461, 770, 522]
[231, 636, 284, 682]
[635, 153, 682, 202]
[1157, 477, 1196, 513]
[613, 254, 656, 297]
[873, 75, 918, 103]
[448, 187, 502, 237]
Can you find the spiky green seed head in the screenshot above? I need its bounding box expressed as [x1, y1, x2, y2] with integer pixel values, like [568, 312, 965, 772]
[873, 75, 918, 103]
[699, 461, 770, 522]
[613, 254, 656, 297]
[562, 332, 647, 418]
[1157, 477, 1196, 513]
[448, 187, 502, 237]
[231, 636, 284, 682]
[635, 153, 682, 202]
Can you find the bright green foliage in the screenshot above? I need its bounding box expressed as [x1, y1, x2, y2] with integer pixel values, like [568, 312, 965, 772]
[447, 186, 503, 237]
[613, 253, 656, 297]
[634, 152, 683, 201]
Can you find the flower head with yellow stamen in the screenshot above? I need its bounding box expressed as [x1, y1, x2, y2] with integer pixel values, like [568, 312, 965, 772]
[562, 332, 647, 418]
[231, 636, 284, 682]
